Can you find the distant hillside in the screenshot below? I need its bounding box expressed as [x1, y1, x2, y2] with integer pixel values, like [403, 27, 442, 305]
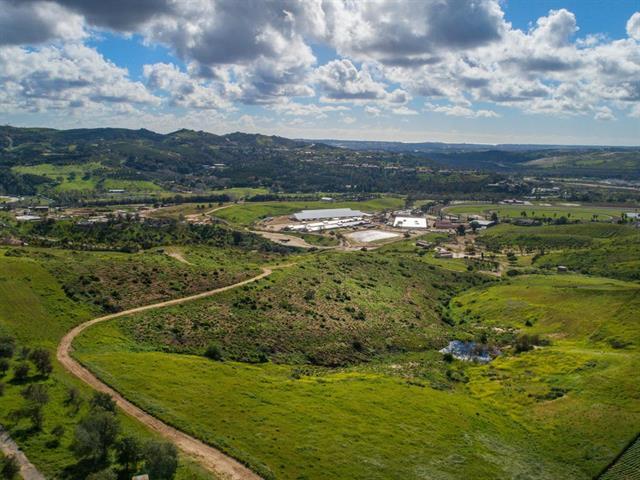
[317, 138, 640, 178]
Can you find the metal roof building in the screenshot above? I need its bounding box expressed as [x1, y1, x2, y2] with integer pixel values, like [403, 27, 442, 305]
[293, 208, 367, 221]
[393, 216, 427, 229]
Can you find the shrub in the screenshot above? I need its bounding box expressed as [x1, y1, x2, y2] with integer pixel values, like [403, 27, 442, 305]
[28, 348, 52, 377]
[204, 343, 223, 361]
[90, 392, 117, 413]
[86, 468, 117, 480]
[0, 358, 9, 376]
[0, 335, 15, 358]
[13, 362, 30, 382]
[0, 455, 19, 479]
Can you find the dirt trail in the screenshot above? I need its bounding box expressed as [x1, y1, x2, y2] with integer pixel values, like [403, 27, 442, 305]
[165, 248, 192, 265]
[57, 268, 280, 480]
[0, 428, 45, 480]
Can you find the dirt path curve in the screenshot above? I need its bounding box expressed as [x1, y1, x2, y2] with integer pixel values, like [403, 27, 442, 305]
[0, 428, 45, 480]
[57, 267, 282, 480]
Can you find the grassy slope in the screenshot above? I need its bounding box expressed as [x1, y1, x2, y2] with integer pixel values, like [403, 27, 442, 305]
[0, 250, 268, 478]
[104, 252, 486, 366]
[599, 436, 640, 479]
[214, 197, 404, 226]
[74, 329, 577, 480]
[12, 163, 163, 193]
[477, 224, 640, 281]
[73, 269, 640, 479]
[444, 203, 625, 221]
[450, 275, 640, 476]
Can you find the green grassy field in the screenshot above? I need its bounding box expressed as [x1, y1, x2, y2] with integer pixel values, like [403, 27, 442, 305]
[0, 249, 277, 478]
[12, 163, 163, 193]
[599, 435, 640, 479]
[72, 271, 640, 480]
[476, 223, 640, 281]
[214, 197, 404, 226]
[443, 203, 626, 221]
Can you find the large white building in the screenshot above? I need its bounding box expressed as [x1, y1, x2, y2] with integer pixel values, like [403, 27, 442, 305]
[293, 208, 367, 221]
[393, 216, 428, 229]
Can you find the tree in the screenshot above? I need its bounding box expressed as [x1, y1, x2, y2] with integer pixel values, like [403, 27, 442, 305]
[456, 224, 466, 236]
[0, 335, 15, 358]
[490, 212, 499, 223]
[144, 441, 178, 480]
[65, 386, 83, 413]
[116, 436, 143, 476]
[13, 362, 30, 382]
[0, 455, 19, 479]
[72, 410, 120, 464]
[29, 348, 52, 377]
[19, 384, 50, 430]
[90, 392, 116, 413]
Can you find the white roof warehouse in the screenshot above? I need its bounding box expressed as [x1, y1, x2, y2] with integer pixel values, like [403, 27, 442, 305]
[293, 208, 368, 221]
[393, 216, 427, 229]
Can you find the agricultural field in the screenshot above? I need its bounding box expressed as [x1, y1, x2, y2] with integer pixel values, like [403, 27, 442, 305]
[443, 202, 626, 221]
[73, 272, 640, 480]
[214, 197, 405, 226]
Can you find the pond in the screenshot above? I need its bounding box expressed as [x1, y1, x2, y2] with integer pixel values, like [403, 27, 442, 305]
[439, 340, 499, 363]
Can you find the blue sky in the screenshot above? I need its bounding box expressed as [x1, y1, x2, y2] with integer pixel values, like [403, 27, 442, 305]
[0, 0, 639, 145]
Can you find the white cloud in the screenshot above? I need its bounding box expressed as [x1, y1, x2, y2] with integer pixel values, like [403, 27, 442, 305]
[425, 102, 499, 118]
[626, 12, 640, 40]
[314, 59, 408, 104]
[0, 1, 639, 132]
[0, 0, 85, 45]
[144, 62, 230, 110]
[594, 106, 615, 121]
[0, 44, 158, 113]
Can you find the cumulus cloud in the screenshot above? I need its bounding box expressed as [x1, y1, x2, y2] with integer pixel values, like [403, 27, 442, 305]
[0, 0, 85, 45]
[0, 44, 158, 113]
[1, 0, 639, 127]
[324, 0, 506, 66]
[315, 59, 408, 105]
[627, 12, 640, 40]
[144, 62, 230, 110]
[425, 102, 499, 118]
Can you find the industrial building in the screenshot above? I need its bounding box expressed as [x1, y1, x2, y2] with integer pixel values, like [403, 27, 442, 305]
[393, 216, 427, 229]
[293, 208, 367, 221]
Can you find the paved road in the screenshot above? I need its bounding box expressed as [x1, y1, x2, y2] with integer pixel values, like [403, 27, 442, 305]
[57, 268, 279, 480]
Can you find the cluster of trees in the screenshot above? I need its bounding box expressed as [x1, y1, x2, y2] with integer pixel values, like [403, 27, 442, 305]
[72, 392, 179, 479]
[0, 334, 179, 479]
[16, 216, 295, 254]
[0, 336, 53, 432]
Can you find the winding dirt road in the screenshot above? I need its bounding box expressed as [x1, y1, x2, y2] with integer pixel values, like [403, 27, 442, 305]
[57, 268, 279, 480]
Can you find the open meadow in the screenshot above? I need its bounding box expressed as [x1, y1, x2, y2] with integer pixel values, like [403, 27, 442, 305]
[72, 256, 640, 480]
